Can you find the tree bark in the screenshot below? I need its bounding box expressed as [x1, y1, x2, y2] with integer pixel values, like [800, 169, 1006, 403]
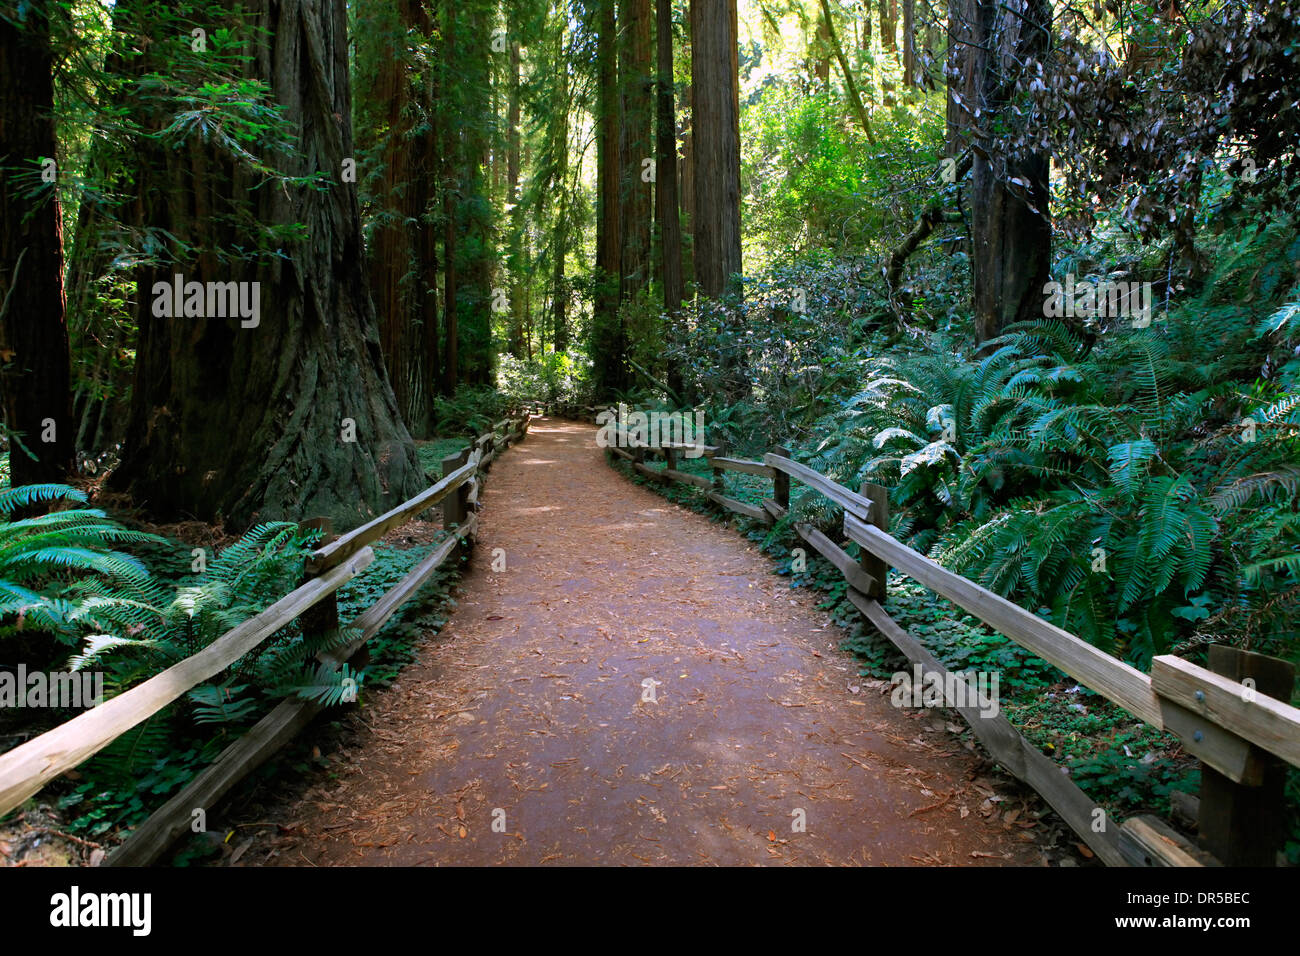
[880, 0, 898, 102]
[593, 0, 626, 394]
[358, 0, 438, 437]
[551, 39, 570, 355]
[0, 0, 74, 486]
[507, 38, 525, 358]
[945, 0, 977, 155]
[619, 0, 654, 301]
[689, 0, 742, 299]
[655, 0, 685, 399]
[113, 0, 424, 528]
[967, 0, 1053, 345]
[902, 0, 916, 88]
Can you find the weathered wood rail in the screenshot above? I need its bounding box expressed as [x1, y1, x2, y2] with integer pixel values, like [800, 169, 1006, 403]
[0, 412, 532, 865]
[564, 403, 1300, 867]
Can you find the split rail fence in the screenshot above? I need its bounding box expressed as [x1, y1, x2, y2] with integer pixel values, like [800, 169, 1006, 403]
[553, 402, 1300, 868]
[0, 412, 532, 865]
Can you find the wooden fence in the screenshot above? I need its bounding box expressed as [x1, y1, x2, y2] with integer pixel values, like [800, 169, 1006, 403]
[561, 404, 1300, 867]
[0, 412, 531, 866]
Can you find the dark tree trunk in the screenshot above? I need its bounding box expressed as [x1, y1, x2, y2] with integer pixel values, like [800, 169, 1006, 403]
[0, 1, 73, 486]
[655, 0, 685, 400]
[689, 0, 742, 299]
[902, 0, 916, 88]
[551, 43, 570, 355]
[113, 0, 424, 529]
[619, 0, 654, 301]
[968, 0, 1053, 345]
[593, 0, 626, 395]
[880, 0, 897, 102]
[945, 0, 977, 155]
[814, 12, 831, 86]
[359, 0, 438, 437]
[507, 39, 525, 358]
[461, 4, 495, 387]
[679, 79, 695, 290]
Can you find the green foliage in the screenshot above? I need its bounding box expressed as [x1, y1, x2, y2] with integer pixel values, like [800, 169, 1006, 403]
[741, 86, 946, 271]
[430, 384, 509, 437]
[0, 485, 167, 653]
[496, 348, 592, 404]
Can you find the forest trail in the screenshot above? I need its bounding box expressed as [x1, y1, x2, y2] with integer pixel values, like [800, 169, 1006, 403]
[254, 419, 1043, 866]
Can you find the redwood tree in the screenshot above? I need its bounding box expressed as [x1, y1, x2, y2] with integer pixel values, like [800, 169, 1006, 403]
[113, 0, 424, 528]
[356, 0, 440, 437]
[965, 0, 1053, 344]
[689, 0, 741, 299]
[0, 0, 73, 486]
[655, 0, 685, 398]
[592, 0, 626, 394]
[618, 0, 654, 301]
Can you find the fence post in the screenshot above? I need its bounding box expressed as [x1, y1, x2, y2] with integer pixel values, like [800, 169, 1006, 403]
[442, 448, 472, 558]
[859, 482, 889, 600]
[664, 446, 677, 472]
[298, 517, 354, 665]
[1195, 645, 1293, 866]
[772, 445, 791, 510]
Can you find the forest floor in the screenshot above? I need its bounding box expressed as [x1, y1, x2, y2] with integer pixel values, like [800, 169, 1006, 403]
[221, 419, 1054, 866]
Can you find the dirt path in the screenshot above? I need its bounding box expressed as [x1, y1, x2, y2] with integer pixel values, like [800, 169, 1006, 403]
[253, 419, 1044, 866]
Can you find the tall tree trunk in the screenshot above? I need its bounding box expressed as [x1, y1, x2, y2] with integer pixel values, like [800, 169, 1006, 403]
[814, 11, 831, 86]
[115, 0, 423, 528]
[593, 0, 626, 395]
[655, 0, 685, 400]
[619, 0, 654, 301]
[945, 0, 977, 155]
[462, 3, 495, 387]
[507, 39, 525, 358]
[679, 80, 695, 291]
[551, 42, 570, 355]
[968, 0, 1052, 345]
[689, 0, 741, 299]
[902, 0, 916, 88]
[880, 0, 897, 102]
[0, 0, 74, 486]
[358, 0, 438, 437]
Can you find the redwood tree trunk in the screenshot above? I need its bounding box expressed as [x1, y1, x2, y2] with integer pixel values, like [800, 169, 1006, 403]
[655, 0, 685, 399]
[968, 0, 1052, 344]
[0, 0, 73, 486]
[689, 0, 742, 299]
[113, 0, 424, 528]
[593, 0, 626, 395]
[902, 0, 916, 88]
[880, 0, 898, 102]
[945, 0, 977, 155]
[359, 0, 438, 437]
[619, 0, 654, 301]
[507, 39, 525, 358]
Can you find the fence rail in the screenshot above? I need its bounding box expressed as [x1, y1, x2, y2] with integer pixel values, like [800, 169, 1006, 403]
[571, 403, 1300, 867]
[0, 411, 532, 865]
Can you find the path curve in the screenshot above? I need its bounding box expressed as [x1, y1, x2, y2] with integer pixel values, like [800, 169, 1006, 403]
[253, 419, 1043, 866]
